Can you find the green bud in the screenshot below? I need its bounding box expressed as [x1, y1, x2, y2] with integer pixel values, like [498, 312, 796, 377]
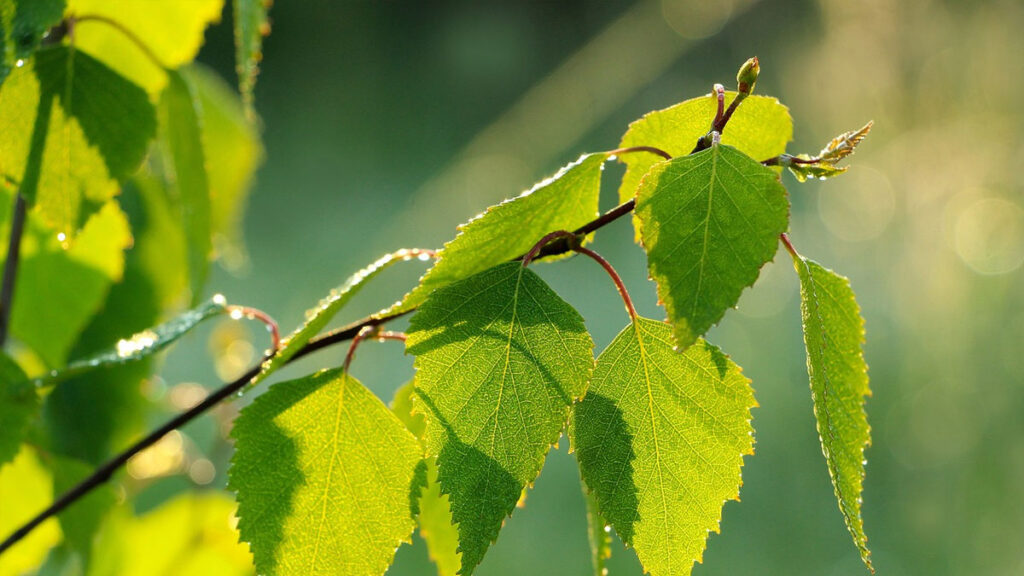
[737, 56, 759, 95]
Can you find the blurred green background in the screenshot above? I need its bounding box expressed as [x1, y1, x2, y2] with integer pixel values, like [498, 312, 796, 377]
[111, 0, 1024, 574]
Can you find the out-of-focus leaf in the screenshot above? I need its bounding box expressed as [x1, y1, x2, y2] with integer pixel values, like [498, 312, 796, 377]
[406, 262, 594, 574]
[635, 143, 789, 350]
[571, 318, 756, 576]
[0, 448, 61, 576]
[0, 352, 35, 469]
[185, 64, 263, 272]
[396, 153, 607, 314]
[233, 0, 269, 117]
[392, 382, 461, 576]
[67, 0, 222, 94]
[0, 46, 155, 238]
[158, 69, 212, 303]
[791, 255, 873, 571]
[0, 0, 64, 87]
[231, 369, 422, 576]
[50, 455, 115, 565]
[42, 175, 187, 465]
[582, 485, 611, 576]
[4, 193, 131, 367]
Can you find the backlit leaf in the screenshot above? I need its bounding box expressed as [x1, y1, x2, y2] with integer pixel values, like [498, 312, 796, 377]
[0, 448, 60, 576]
[635, 143, 788, 350]
[50, 455, 116, 564]
[392, 381, 461, 576]
[68, 0, 223, 94]
[582, 484, 611, 576]
[783, 121, 873, 183]
[571, 317, 756, 576]
[230, 368, 423, 576]
[791, 255, 873, 571]
[0, 46, 155, 237]
[617, 92, 792, 207]
[233, 0, 269, 117]
[0, 0, 64, 86]
[159, 69, 212, 303]
[0, 352, 34, 469]
[406, 262, 594, 574]
[395, 153, 607, 314]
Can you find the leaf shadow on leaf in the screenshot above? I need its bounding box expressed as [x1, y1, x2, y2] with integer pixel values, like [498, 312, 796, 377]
[572, 392, 640, 544]
[413, 390, 521, 573]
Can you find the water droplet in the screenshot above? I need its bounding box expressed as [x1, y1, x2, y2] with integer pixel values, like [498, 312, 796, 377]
[229, 309, 244, 321]
[417, 252, 432, 261]
[15, 59, 24, 68]
[116, 330, 158, 358]
[56, 232, 66, 242]
[212, 293, 227, 306]
[603, 525, 612, 533]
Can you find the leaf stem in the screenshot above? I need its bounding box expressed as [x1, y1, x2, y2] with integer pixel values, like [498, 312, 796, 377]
[0, 193, 27, 348]
[780, 232, 799, 260]
[227, 305, 281, 352]
[343, 327, 406, 372]
[70, 14, 166, 69]
[607, 146, 672, 161]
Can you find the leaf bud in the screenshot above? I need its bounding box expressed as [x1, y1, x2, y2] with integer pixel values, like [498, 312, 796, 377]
[736, 56, 759, 95]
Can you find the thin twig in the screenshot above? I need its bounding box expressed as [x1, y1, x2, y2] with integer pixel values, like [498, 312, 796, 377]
[0, 194, 27, 347]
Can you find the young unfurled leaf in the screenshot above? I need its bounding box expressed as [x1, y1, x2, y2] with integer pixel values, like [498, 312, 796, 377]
[617, 92, 792, 208]
[34, 296, 228, 392]
[0, 353, 35, 469]
[0, 46, 155, 237]
[159, 70, 212, 303]
[783, 121, 873, 183]
[571, 317, 756, 576]
[636, 143, 788, 350]
[582, 484, 611, 576]
[790, 255, 873, 571]
[392, 382, 461, 576]
[395, 153, 608, 314]
[406, 262, 594, 574]
[68, 0, 223, 94]
[233, 0, 270, 117]
[250, 249, 431, 391]
[230, 368, 423, 576]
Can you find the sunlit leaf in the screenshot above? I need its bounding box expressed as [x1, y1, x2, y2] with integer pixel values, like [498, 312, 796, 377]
[791, 255, 873, 571]
[0, 0, 64, 86]
[0, 46, 155, 237]
[186, 63, 263, 271]
[50, 455, 116, 565]
[395, 153, 607, 314]
[635, 143, 788, 350]
[250, 249, 431, 392]
[617, 92, 792, 206]
[0, 352, 34, 469]
[5, 195, 131, 367]
[159, 69, 212, 303]
[571, 317, 756, 576]
[231, 369, 423, 576]
[392, 381, 461, 576]
[68, 0, 223, 94]
[0, 448, 61, 576]
[783, 121, 873, 183]
[233, 0, 269, 117]
[406, 262, 594, 574]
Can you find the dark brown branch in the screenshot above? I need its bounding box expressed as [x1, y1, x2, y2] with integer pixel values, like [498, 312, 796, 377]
[0, 194, 27, 347]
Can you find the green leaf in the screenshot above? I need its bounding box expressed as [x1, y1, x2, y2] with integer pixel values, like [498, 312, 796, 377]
[571, 317, 756, 576]
[635, 143, 789, 350]
[0, 46, 156, 237]
[783, 121, 873, 183]
[0, 0, 64, 86]
[582, 484, 611, 576]
[395, 153, 607, 314]
[233, 0, 269, 117]
[0, 352, 35, 469]
[392, 382, 461, 576]
[250, 249, 430, 391]
[230, 368, 423, 576]
[36, 296, 228, 392]
[5, 195, 131, 367]
[186, 63, 264, 271]
[159, 69, 212, 303]
[406, 262, 594, 574]
[791, 255, 873, 571]
[617, 92, 792, 207]
[50, 455, 116, 564]
[91, 492, 254, 575]
[68, 0, 223, 94]
[0, 448, 60, 576]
